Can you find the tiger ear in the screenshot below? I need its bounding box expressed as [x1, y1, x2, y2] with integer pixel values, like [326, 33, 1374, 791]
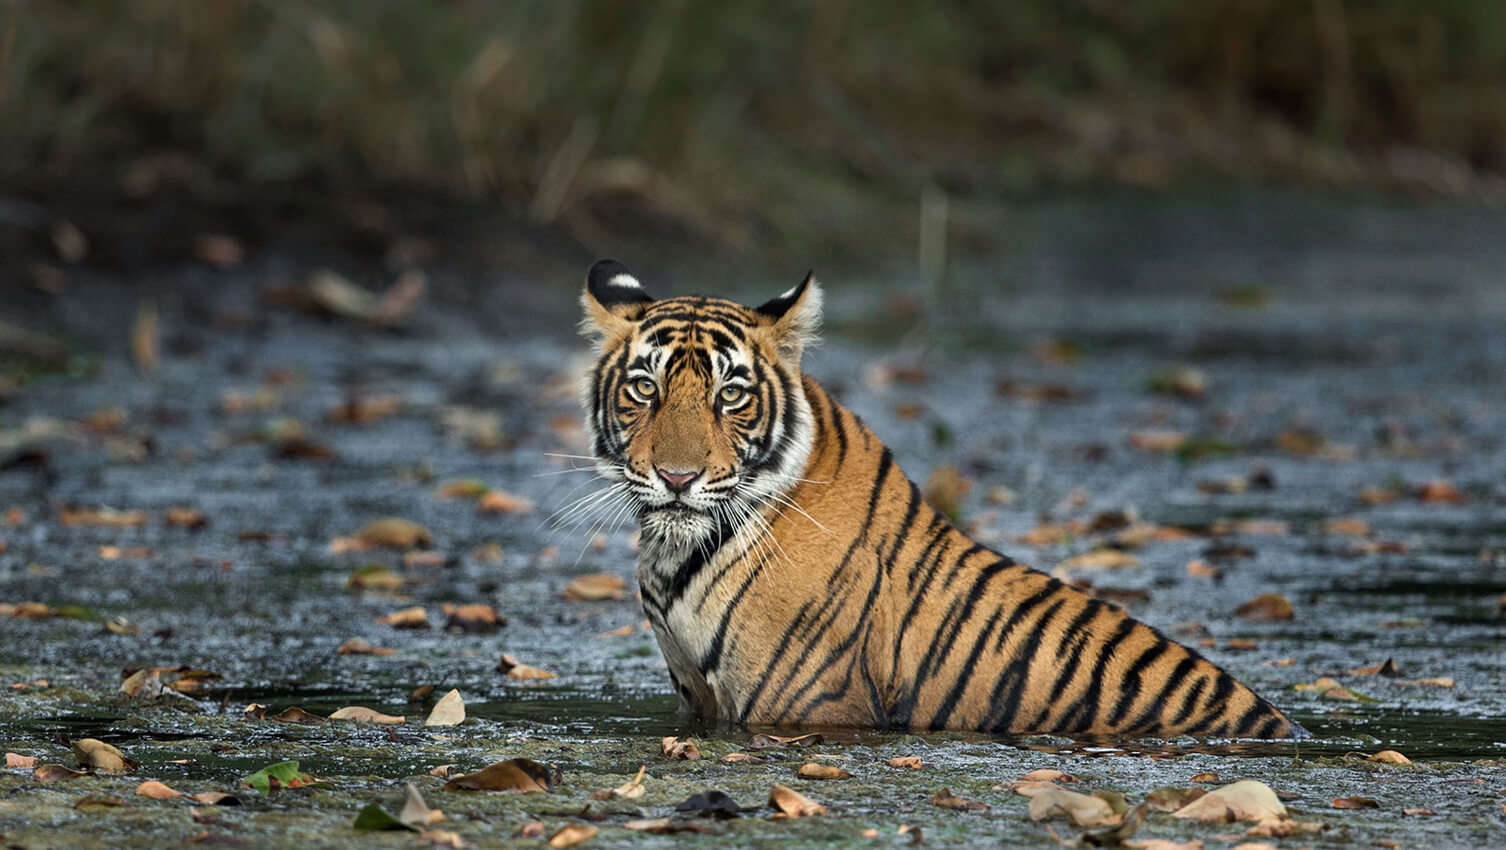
[580, 259, 654, 344]
[754, 271, 823, 363]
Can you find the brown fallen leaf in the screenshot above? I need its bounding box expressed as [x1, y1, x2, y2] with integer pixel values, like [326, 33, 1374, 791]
[345, 518, 433, 551]
[1416, 480, 1467, 504]
[34, 764, 88, 782]
[428, 764, 457, 779]
[1028, 787, 1118, 826]
[441, 603, 502, 633]
[1323, 517, 1370, 537]
[403, 551, 447, 568]
[1128, 429, 1187, 452]
[435, 479, 490, 500]
[1185, 559, 1222, 578]
[7, 752, 39, 767]
[1015, 520, 1085, 545]
[1146, 786, 1207, 812]
[135, 780, 183, 799]
[515, 821, 547, 838]
[74, 794, 128, 811]
[932, 788, 988, 811]
[797, 762, 852, 780]
[59, 507, 148, 528]
[130, 303, 158, 374]
[418, 829, 465, 849]
[1366, 750, 1411, 765]
[1348, 658, 1402, 677]
[99, 545, 152, 560]
[1125, 840, 1206, 850]
[721, 752, 765, 764]
[425, 689, 465, 726]
[1402, 807, 1437, 816]
[348, 566, 407, 591]
[399, 782, 443, 828]
[478, 490, 534, 514]
[593, 765, 647, 800]
[1020, 768, 1078, 783]
[337, 638, 396, 656]
[1234, 593, 1293, 622]
[563, 573, 627, 601]
[377, 606, 429, 628]
[770, 783, 827, 817]
[888, 756, 926, 769]
[1189, 771, 1218, 783]
[749, 732, 824, 749]
[328, 706, 406, 725]
[1172, 780, 1286, 823]
[1332, 796, 1379, 809]
[327, 394, 403, 426]
[73, 738, 137, 772]
[547, 824, 598, 847]
[442, 758, 553, 792]
[164, 507, 208, 529]
[188, 792, 240, 806]
[269, 706, 325, 725]
[661, 736, 701, 760]
[497, 653, 557, 680]
[622, 818, 714, 834]
[1056, 549, 1140, 571]
[1398, 677, 1455, 688]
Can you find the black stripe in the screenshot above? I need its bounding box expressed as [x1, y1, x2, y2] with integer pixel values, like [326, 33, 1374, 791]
[1062, 617, 1135, 734]
[1125, 654, 1196, 733]
[1171, 676, 1208, 726]
[1185, 671, 1236, 735]
[1105, 639, 1169, 729]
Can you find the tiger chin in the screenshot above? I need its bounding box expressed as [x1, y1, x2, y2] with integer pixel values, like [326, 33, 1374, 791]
[578, 259, 1306, 740]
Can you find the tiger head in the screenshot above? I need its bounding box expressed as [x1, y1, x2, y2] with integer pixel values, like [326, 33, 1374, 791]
[579, 260, 822, 553]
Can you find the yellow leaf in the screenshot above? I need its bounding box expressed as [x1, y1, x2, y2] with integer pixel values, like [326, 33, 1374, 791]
[424, 689, 465, 727]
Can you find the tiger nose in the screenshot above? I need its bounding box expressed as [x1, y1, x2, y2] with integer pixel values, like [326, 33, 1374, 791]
[656, 467, 701, 493]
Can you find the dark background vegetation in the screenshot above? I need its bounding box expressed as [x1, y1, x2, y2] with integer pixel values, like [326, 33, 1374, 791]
[3, 0, 1506, 275]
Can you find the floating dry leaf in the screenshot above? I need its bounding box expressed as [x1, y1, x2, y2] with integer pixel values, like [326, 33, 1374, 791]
[1146, 786, 1206, 812]
[428, 764, 456, 778]
[442, 758, 553, 793]
[770, 784, 827, 817]
[418, 829, 465, 848]
[34, 764, 88, 782]
[547, 824, 598, 847]
[436, 479, 490, 500]
[357, 517, 433, 549]
[1332, 796, 1379, 809]
[594, 765, 647, 800]
[269, 706, 325, 725]
[1124, 840, 1206, 850]
[749, 732, 824, 749]
[797, 762, 852, 780]
[1402, 807, 1437, 816]
[59, 506, 148, 528]
[400, 782, 443, 828]
[425, 689, 465, 726]
[1234, 593, 1293, 621]
[130, 303, 158, 374]
[1398, 676, 1455, 688]
[348, 565, 407, 591]
[1056, 549, 1139, 572]
[1367, 750, 1411, 765]
[932, 788, 988, 811]
[1028, 787, 1119, 826]
[721, 752, 765, 764]
[135, 780, 183, 799]
[1022, 768, 1079, 784]
[563, 573, 627, 601]
[1171, 780, 1286, 823]
[7, 752, 39, 768]
[377, 606, 429, 628]
[1016, 520, 1085, 546]
[327, 394, 403, 426]
[497, 653, 557, 680]
[478, 490, 534, 514]
[661, 736, 701, 760]
[442, 603, 502, 633]
[1189, 771, 1218, 783]
[188, 792, 240, 805]
[1128, 429, 1187, 453]
[1416, 480, 1467, 504]
[73, 738, 137, 772]
[337, 638, 396, 656]
[623, 818, 714, 834]
[1349, 658, 1402, 677]
[888, 756, 926, 769]
[74, 794, 128, 811]
[329, 706, 406, 725]
[1185, 559, 1222, 578]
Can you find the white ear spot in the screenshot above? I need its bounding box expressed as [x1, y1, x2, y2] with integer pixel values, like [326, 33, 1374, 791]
[608, 274, 642, 289]
[779, 284, 799, 299]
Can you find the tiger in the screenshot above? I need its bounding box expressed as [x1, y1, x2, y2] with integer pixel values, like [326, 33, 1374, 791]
[577, 258, 1305, 738]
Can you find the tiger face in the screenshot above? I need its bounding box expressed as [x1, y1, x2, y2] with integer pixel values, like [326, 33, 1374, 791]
[579, 260, 822, 554]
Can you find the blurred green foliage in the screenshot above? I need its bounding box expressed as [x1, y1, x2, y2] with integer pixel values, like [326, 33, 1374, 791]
[3, 0, 1504, 244]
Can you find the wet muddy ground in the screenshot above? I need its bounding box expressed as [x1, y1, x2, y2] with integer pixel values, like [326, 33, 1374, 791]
[2, 197, 1504, 847]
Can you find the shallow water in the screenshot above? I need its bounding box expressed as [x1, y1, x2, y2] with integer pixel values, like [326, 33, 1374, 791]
[2, 196, 1504, 847]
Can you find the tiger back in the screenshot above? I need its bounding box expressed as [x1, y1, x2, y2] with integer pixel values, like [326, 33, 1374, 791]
[578, 259, 1304, 738]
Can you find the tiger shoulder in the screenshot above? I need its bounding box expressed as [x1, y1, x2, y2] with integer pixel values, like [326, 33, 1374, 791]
[576, 259, 1305, 738]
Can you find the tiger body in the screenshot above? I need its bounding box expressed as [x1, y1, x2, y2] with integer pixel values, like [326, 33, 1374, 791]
[580, 260, 1303, 738]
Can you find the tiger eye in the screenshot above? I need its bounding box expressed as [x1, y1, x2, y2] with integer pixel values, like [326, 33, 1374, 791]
[634, 378, 657, 399]
[719, 385, 745, 404]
